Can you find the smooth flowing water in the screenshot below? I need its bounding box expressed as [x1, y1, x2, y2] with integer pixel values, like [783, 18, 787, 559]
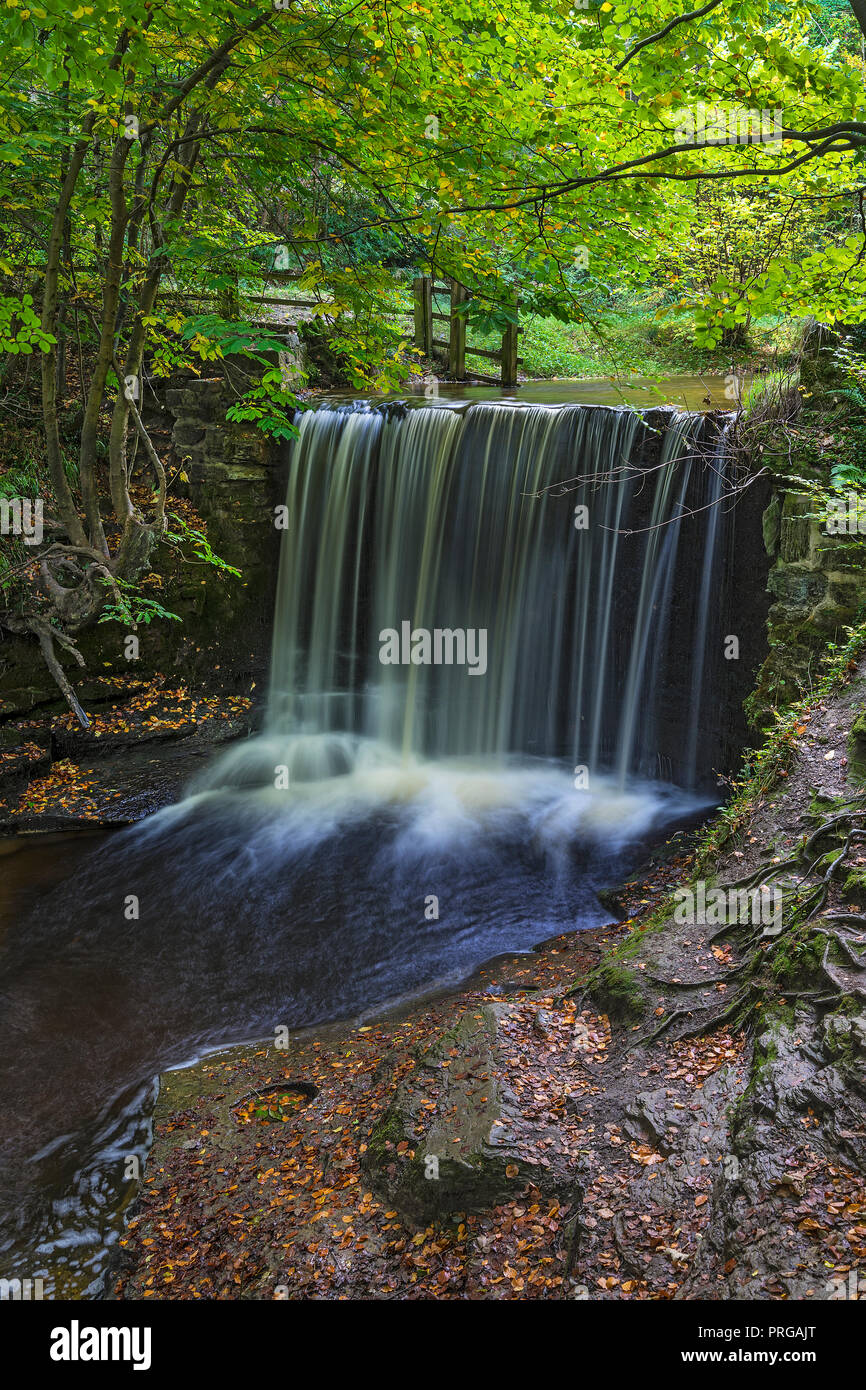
[0, 395, 735, 1295]
[267, 401, 729, 783]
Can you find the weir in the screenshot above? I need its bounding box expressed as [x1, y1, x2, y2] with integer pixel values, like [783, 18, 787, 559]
[267, 399, 747, 790]
[0, 394, 771, 1294]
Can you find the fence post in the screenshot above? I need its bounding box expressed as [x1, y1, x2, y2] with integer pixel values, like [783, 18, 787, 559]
[500, 297, 519, 387]
[448, 279, 467, 379]
[413, 275, 433, 358]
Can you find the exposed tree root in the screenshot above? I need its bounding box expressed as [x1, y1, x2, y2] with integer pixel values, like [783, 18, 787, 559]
[644, 971, 744, 988]
[624, 986, 751, 1053]
[621, 803, 866, 1052]
[4, 610, 90, 727]
[821, 912, 866, 928]
[808, 927, 866, 968]
[819, 941, 866, 1000]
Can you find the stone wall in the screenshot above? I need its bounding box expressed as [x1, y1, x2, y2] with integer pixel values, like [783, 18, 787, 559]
[747, 326, 866, 720]
[0, 372, 287, 725]
[752, 488, 866, 719]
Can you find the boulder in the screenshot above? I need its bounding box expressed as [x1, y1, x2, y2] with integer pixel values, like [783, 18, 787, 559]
[363, 1003, 568, 1224]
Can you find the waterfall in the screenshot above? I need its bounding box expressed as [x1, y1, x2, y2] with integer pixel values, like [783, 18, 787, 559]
[0, 397, 743, 1283]
[266, 399, 731, 789]
[0, 397, 749, 1294]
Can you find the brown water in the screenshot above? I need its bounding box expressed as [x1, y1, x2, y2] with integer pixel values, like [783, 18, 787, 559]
[325, 373, 747, 412]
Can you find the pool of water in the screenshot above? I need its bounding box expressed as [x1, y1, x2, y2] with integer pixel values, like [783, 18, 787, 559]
[0, 746, 710, 1296]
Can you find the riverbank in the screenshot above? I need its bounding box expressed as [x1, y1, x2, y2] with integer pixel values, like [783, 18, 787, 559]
[107, 660, 866, 1301]
[0, 675, 257, 833]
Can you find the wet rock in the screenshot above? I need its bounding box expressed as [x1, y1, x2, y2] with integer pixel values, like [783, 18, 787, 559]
[532, 1008, 555, 1038]
[0, 728, 251, 835]
[849, 707, 866, 783]
[623, 1087, 685, 1155]
[762, 495, 781, 558]
[595, 888, 626, 920]
[681, 1004, 866, 1299]
[823, 1009, 866, 1059]
[0, 685, 58, 719]
[0, 742, 51, 793]
[363, 1004, 569, 1224]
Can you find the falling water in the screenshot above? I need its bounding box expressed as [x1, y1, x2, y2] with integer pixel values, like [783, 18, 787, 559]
[684, 420, 731, 780]
[0, 395, 741, 1294]
[266, 400, 728, 787]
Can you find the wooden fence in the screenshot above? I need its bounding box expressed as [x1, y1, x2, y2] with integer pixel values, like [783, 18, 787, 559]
[155, 269, 311, 318]
[155, 268, 521, 385]
[413, 275, 520, 386]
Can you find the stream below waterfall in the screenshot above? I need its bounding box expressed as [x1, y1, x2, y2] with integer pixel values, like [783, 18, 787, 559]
[0, 391, 748, 1296]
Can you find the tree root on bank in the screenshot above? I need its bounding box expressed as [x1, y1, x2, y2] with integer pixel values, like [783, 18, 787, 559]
[643, 971, 745, 988]
[819, 941, 866, 1001]
[2, 519, 166, 727]
[625, 987, 752, 1053]
[608, 802, 866, 1055]
[5, 611, 91, 728]
[804, 805, 866, 856]
[722, 856, 803, 894]
[808, 927, 866, 968]
[35, 623, 89, 730]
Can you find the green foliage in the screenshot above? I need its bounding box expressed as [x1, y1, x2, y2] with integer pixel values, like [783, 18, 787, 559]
[97, 577, 181, 627]
[178, 316, 286, 361]
[163, 513, 242, 578]
[224, 366, 301, 443]
[825, 341, 866, 489]
[0, 294, 53, 355]
[454, 297, 519, 337]
[3, 0, 864, 396]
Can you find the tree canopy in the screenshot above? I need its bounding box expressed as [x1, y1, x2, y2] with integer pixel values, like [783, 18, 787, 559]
[1, 0, 865, 717]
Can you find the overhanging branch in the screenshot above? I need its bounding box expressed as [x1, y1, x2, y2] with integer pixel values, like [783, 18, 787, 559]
[615, 0, 727, 71]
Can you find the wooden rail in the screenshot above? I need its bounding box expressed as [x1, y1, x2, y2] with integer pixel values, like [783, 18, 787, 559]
[413, 275, 519, 386]
[155, 270, 521, 384]
[157, 292, 316, 310]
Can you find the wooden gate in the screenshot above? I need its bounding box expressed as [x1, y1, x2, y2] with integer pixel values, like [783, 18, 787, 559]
[413, 276, 520, 386]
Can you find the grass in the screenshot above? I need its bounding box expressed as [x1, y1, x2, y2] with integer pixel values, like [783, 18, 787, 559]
[467, 305, 803, 382]
[696, 617, 866, 869]
[405, 288, 802, 382]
